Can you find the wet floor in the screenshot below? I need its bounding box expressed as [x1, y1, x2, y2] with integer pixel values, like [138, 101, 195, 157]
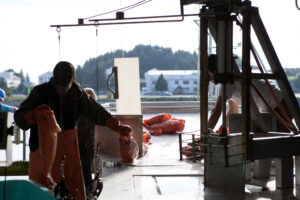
[2, 112, 300, 199]
[99, 113, 300, 200]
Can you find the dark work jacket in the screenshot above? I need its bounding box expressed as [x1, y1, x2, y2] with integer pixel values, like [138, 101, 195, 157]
[14, 79, 111, 151]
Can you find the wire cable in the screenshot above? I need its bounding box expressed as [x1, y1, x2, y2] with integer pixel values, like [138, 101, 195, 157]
[95, 26, 99, 96]
[122, 0, 152, 12]
[84, 0, 152, 20]
[235, 16, 298, 133]
[250, 82, 296, 132]
[56, 27, 62, 61]
[250, 45, 292, 124]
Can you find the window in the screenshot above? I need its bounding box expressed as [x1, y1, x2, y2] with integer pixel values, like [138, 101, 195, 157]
[175, 81, 179, 84]
[193, 81, 197, 85]
[183, 81, 189, 85]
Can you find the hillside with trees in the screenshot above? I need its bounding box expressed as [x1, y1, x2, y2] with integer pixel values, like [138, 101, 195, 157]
[75, 44, 198, 92]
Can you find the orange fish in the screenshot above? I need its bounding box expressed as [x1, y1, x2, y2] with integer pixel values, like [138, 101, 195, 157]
[119, 136, 139, 163]
[146, 119, 185, 135]
[143, 113, 172, 126]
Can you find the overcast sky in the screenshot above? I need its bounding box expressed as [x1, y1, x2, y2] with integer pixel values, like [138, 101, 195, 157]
[0, 0, 299, 83]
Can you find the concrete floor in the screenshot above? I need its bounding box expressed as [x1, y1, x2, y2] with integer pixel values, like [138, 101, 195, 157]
[99, 133, 203, 200]
[2, 112, 299, 199]
[99, 133, 300, 200]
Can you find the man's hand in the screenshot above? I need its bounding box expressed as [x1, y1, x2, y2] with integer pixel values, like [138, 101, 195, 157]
[13, 107, 18, 113]
[118, 124, 133, 137]
[105, 117, 133, 137]
[24, 104, 51, 126]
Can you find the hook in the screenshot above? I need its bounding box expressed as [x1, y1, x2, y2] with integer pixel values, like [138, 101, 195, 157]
[94, 21, 100, 27]
[56, 26, 61, 33]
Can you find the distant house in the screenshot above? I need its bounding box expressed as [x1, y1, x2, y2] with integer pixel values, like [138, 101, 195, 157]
[38, 71, 52, 84]
[174, 85, 184, 95]
[144, 68, 199, 95]
[0, 72, 21, 88]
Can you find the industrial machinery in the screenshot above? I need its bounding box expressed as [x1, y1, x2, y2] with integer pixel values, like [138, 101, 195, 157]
[193, 0, 300, 192]
[49, 0, 300, 194]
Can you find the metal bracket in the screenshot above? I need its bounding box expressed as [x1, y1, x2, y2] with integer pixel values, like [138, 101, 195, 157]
[107, 66, 119, 99]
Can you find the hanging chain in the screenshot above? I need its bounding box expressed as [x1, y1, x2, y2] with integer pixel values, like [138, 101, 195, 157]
[56, 26, 63, 127]
[95, 23, 100, 96]
[56, 27, 62, 61]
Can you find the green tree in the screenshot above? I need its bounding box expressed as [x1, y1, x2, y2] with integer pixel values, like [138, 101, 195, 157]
[13, 69, 27, 94]
[17, 80, 27, 94]
[0, 78, 7, 90]
[75, 44, 197, 91]
[155, 74, 168, 91]
[26, 73, 30, 82]
[293, 76, 300, 89]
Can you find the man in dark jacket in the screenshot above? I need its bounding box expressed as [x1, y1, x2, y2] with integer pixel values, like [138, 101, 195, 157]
[14, 61, 132, 198]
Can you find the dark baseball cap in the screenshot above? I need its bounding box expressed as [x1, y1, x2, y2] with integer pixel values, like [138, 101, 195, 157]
[53, 61, 75, 87]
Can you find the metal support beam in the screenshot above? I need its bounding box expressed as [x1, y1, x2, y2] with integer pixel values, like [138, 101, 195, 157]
[200, 7, 209, 186]
[251, 7, 300, 133]
[275, 157, 294, 188]
[252, 135, 300, 159]
[241, 8, 252, 161]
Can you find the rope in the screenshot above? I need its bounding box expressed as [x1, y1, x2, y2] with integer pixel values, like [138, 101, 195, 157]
[250, 45, 292, 124]
[95, 26, 99, 96]
[56, 27, 61, 61]
[84, 0, 152, 20]
[122, 0, 152, 12]
[250, 83, 296, 132]
[235, 16, 298, 133]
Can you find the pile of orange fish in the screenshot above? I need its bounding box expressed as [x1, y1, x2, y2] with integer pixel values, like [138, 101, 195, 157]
[143, 113, 185, 135]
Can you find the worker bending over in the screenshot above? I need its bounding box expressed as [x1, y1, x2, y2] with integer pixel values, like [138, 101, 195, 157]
[14, 61, 132, 200]
[207, 54, 292, 133]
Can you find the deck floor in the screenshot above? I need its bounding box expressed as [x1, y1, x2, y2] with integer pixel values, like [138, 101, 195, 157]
[98, 132, 300, 200]
[2, 113, 300, 199]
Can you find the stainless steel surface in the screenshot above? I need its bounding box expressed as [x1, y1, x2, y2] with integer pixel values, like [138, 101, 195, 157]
[95, 114, 143, 161]
[205, 133, 245, 192]
[98, 122, 300, 199]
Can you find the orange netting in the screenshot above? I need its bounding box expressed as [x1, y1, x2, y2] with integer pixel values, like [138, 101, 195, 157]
[51, 129, 86, 200]
[119, 136, 139, 163]
[29, 108, 61, 190]
[143, 114, 185, 135]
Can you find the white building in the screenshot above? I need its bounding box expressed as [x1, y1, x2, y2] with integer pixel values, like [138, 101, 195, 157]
[38, 71, 52, 84]
[0, 72, 21, 88]
[208, 83, 219, 99]
[144, 69, 199, 95]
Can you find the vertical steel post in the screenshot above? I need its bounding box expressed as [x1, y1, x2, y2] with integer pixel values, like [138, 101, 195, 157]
[241, 8, 252, 161]
[23, 130, 26, 161]
[251, 7, 300, 133]
[179, 133, 183, 161]
[192, 134, 196, 163]
[200, 7, 208, 185]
